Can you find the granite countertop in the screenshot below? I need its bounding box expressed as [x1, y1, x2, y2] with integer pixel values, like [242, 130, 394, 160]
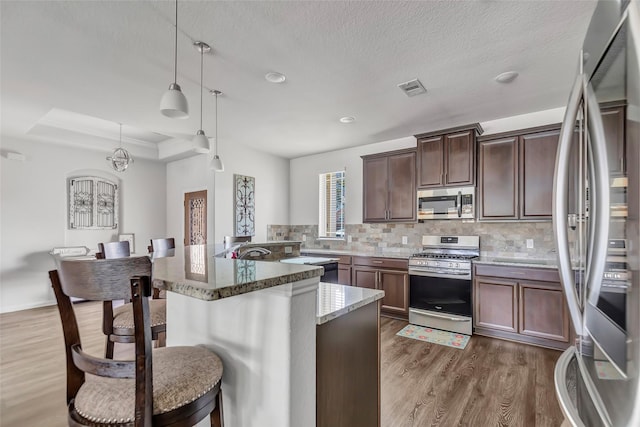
[302, 248, 413, 260]
[316, 282, 384, 325]
[152, 245, 323, 301]
[474, 256, 558, 269]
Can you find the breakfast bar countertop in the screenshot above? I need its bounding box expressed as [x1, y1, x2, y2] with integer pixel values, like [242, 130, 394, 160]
[316, 282, 384, 325]
[152, 245, 323, 301]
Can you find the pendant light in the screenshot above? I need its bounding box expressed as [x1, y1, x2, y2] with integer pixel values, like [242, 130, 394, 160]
[106, 123, 134, 172]
[160, 0, 189, 119]
[192, 41, 211, 153]
[210, 90, 224, 172]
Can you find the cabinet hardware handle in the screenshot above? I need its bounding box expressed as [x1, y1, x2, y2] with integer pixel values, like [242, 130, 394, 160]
[372, 260, 383, 264]
[620, 157, 624, 172]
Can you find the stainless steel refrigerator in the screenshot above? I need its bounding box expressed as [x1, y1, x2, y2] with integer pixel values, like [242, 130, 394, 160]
[553, 1, 640, 426]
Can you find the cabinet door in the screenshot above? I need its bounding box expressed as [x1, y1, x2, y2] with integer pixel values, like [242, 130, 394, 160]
[601, 106, 625, 176]
[445, 130, 475, 186]
[518, 281, 569, 342]
[378, 269, 408, 316]
[352, 266, 377, 289]
[387, 151, 416, 222]
[362, 157, 388, 222]
[338, 266, 351, 286]
[417, 136, 444, 188]
[474, 277, 518, 332]
[478, 137, 518, 219]
[519, 130, 559, 219]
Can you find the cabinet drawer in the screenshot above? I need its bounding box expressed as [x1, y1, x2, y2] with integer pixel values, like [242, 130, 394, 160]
[352, 256, 408, 270]
[474, 264, 560, 283]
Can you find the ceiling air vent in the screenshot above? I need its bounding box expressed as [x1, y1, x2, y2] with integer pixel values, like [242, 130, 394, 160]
[398, 78, 427, 97]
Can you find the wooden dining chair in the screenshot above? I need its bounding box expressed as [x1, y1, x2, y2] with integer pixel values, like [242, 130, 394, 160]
[97, 240, 167, 358]
[96, 240, 131, 259]
[49, 257, 224, 427]
[148, 237, 176, 253]
[147, 238, 176, 299]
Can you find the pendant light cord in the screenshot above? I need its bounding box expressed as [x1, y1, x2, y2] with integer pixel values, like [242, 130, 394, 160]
[199, 46, 204, 130]
[173, 0, 178, 84]
[119, 123, 122, 148]
[215, 92, 218, 156]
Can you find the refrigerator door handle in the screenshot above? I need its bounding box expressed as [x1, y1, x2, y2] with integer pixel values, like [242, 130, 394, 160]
[553, 74, 585, 337]
[554, 347, 586, 427]
[584, 83, 611, 306]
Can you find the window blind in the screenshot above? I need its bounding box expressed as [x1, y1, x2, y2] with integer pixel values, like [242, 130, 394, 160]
[318, 171, 345, 238]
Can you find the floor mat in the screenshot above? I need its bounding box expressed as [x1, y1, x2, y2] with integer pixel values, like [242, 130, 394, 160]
[396, 324, 470, 349]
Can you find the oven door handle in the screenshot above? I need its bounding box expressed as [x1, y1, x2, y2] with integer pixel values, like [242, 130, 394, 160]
[409, 308, 470, 322]
[409, 269, 470, 279]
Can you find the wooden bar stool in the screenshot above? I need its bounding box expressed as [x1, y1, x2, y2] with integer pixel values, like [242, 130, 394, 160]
[97, 241, 167, 358]
[49, 257, 224, 426]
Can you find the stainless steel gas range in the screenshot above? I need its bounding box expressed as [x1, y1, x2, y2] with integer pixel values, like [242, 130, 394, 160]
[408, 235, 479, 335]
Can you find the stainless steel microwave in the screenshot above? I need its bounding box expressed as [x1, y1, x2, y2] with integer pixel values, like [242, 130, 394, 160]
[417, 186, 475, 221]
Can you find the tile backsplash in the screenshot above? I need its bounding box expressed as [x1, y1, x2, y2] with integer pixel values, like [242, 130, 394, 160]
[268, 221, 557, 259]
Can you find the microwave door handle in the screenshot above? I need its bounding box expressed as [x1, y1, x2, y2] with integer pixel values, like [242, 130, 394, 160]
[553, 73, 584, 337]
[584, 83, 611, 307]
[457, 191, 462, 217]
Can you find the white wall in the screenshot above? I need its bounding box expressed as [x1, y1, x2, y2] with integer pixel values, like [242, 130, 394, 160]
[290, 137, 416, 225]
[0, 137, 166, 313]
[289, 107, 566, 225]
[166, 141, 290, 247]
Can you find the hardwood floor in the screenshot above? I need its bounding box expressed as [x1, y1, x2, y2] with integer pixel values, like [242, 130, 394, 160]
[0, 303, 564, 426]
[381, 317, 564, 427]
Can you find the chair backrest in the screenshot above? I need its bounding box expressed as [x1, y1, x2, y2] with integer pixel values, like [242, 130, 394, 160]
[98, 240, 131, 259]
[57, 256, 151, 301]
[49, 257, 153, 420]
[149, 238, 176, 252]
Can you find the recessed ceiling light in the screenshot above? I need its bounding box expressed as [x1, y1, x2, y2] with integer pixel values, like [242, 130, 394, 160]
[495, 71, 519, 84]
[339, 116, 355, 124]
[265, 72, 286, 83]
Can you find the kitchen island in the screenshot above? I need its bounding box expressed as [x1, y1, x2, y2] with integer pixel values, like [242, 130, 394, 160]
[152, 245, 383, 427]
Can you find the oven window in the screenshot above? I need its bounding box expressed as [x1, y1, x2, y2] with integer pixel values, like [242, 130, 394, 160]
[410, 275, 471, 317]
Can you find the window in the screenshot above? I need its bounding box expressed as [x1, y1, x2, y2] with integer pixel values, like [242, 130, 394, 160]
[68, 176, 119, 229]
[318, 170, 345, 238]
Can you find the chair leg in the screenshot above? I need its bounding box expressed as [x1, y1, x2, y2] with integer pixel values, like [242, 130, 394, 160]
[105, 337, 115, 359]
[210, 391, 224, 427]
[158, 331, 166, 348]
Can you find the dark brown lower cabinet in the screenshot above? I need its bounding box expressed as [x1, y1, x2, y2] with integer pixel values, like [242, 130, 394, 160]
[352, 266, 377, 289]
[473, 264, 571, 350]
[519, 281, 570, 342]
[317, 301, 380, 427]
[337, 265, 351, 285]
[378, 269, 409, 317]
[352, 257, 409, 319]
[474, 278, 518, 332]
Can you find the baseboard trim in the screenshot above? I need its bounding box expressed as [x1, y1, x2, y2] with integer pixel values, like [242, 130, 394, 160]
[1, 299, 57, 314]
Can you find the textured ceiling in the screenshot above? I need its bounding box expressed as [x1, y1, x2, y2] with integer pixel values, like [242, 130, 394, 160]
[0, 0, 597, 160]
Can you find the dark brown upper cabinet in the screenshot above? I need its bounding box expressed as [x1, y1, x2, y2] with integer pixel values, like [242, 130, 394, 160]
[362, 148, 416, 223]
[478, 125, 560, 221]
[415, 123, 483, 189]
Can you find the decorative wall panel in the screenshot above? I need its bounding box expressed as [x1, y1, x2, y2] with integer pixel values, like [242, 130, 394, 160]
[234, 174, 255, 237]
[68, 176, 118, 229]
